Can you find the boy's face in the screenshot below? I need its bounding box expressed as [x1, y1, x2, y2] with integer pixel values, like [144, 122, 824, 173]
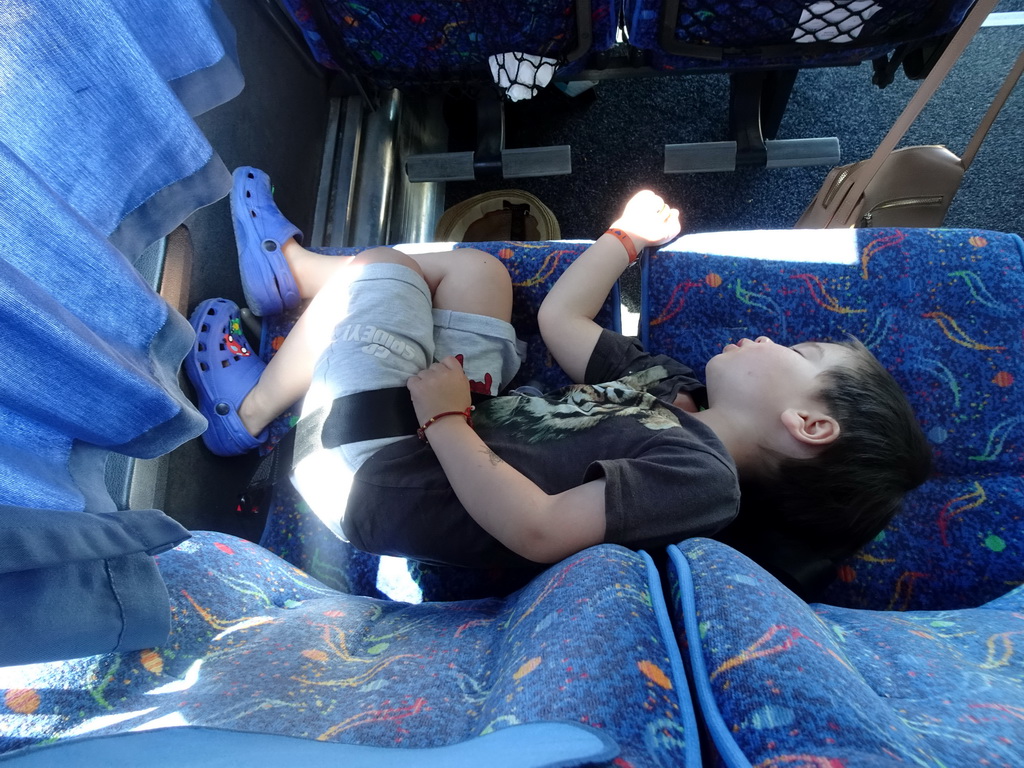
[704, 336, 852, 414]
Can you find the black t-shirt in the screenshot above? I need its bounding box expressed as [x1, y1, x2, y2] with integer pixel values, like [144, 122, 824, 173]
[344, 330, 740, 568]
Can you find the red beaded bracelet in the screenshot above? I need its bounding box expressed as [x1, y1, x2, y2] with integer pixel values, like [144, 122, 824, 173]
[605, 228, 639, 264]
[417, 406, 475, 442]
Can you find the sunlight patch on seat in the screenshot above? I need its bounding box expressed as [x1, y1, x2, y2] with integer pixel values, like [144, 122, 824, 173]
[146, 659, 204, 696]
[395, 241, 458, 254]
[213, 616, 276, 641]
[670, 229, 860, 264]
[377, 556, 423, 604]
[62, 708, 158, 738]
[0, 714, 65, 741]
[621, 306, 640, 337]
[131, 711, 191, 731]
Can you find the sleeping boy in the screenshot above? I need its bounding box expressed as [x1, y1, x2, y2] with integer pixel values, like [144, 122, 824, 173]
[185, 168, 931, 582]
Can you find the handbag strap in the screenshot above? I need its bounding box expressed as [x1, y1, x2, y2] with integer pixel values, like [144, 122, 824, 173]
[961, 48, 1024, 170]
[828, 0, 999, 226]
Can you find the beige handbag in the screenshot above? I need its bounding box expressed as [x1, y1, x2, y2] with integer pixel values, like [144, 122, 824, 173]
[797, 0, 1022, 229]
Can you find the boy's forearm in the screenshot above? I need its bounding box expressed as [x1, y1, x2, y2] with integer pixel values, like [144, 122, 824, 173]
[421, 418, 606, 563]
[538, 234, 633, 382]
[543, 234, 632, 322]
[538, 191, 681, 384]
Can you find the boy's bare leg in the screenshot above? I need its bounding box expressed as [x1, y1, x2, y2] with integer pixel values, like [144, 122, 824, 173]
[236, 244, 512, 437]
[406, 249, 513, 322]
[280, 239, 513, 322]
[279, 239, 357, 299]
[539, 191, 680, 382]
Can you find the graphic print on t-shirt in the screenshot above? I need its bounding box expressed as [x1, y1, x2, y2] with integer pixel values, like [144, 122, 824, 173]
[454, 353, 495, 396]
[476, 367, 682, 444]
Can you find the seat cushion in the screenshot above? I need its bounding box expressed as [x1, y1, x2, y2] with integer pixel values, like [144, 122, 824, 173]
[1, 531, 698, 767]
[669, 537, 1024, 767]
[642, 228, 1024, 610]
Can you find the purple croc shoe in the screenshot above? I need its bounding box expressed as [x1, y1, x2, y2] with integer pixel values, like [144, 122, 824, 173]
[185, 298, 269, 456]
[231, 166, 303, 317]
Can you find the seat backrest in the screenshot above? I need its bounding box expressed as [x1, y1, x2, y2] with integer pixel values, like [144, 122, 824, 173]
[624, 0, 976, 71]
[668, 536, 1024, 767]
[641, 227, 1024, 610]
[279, 0, 618, 89]
[0, 530, 698, 767]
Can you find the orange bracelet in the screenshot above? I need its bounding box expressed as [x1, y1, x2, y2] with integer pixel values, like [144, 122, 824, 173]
[417, 406, 475, 442]
[605, 228, 639, 264]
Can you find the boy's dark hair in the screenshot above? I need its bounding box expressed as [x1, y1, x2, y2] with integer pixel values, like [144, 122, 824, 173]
[743, 337, 933, 560]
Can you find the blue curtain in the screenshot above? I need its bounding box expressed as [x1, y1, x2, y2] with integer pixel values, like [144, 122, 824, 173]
[0, 0, 242, 665]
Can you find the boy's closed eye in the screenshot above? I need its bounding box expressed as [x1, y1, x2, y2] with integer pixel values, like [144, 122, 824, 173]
[790, 342, 823, 360]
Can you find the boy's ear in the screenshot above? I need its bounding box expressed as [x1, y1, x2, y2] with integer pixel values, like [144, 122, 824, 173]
[780, 408, 840, 447]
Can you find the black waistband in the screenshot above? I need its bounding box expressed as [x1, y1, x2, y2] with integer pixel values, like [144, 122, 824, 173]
[294, 386, 493, 466]
[323, 387, 420, 447]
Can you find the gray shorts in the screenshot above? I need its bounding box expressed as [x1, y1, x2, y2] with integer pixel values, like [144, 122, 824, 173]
[291, 262, 523, 539]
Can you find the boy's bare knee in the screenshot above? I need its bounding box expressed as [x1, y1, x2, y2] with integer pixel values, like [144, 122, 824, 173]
[452, 247, 493, 261]
[453, 247, 502, 266]
[355, 246, 425, 279]
[419, 248, 513, 320]
[453, 248, 512, 288]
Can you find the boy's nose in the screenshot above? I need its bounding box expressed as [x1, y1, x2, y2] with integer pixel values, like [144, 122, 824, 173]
[754, 336, 772, 344]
